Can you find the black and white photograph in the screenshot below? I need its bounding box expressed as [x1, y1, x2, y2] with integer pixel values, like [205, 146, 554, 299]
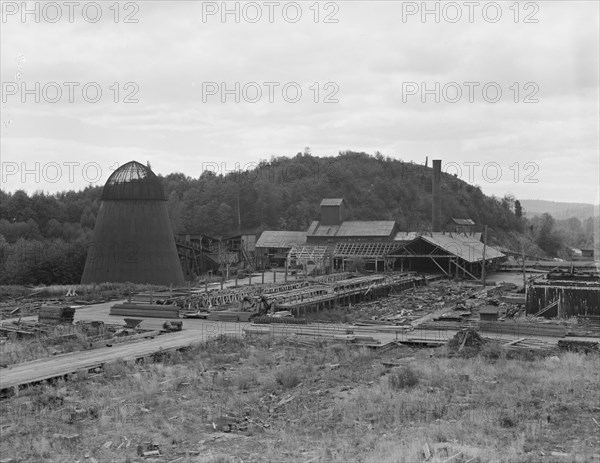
[1, 1, 599, 461]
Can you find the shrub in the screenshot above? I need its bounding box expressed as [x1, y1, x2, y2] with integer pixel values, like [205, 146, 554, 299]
[388, 366, 419, 390]
[275, 366, 301, 389]
[480, 342, 505, 362]
[234, 369, 257, 391]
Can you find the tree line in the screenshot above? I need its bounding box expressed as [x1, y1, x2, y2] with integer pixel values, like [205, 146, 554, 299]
[0, 152, 594, 285]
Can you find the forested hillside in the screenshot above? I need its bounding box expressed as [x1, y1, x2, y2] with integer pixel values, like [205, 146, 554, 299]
[0, 151, 587, 285]
[162, 152, 523, 236]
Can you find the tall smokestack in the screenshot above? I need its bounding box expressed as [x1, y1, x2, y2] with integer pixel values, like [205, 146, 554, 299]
[432, 159, 442, 232]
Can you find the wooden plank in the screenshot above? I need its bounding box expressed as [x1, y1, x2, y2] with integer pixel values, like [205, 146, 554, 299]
[0, 329, 232, 390]
[505, 337, 527, 346]
[533, 299, 559, 317]
[452, 260, 479, 281]
[109, 308, 179, 319]
[429, 257, 449, 277]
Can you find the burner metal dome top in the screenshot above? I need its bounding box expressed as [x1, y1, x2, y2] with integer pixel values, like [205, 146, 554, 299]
[101, 161, 166, 201]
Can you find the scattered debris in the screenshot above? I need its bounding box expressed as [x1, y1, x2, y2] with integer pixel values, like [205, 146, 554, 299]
[558, 338, 600, 353]
[52, 433, 80, 441]
[162, 320, 183, 332]
[136, 443, 160, 457]
[422, 442, 431, 460]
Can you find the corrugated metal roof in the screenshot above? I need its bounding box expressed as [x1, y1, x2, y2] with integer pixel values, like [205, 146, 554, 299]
[389, 233, 504, 263]
[451, 218, 476, 226]
[334, 241, 403, 258]
[419, 233, 504, 263]
[255, 231, 307, 249]
[288, 245, 331, 261]
[307, 220, 396, 238]
[320, 198, 344, 206]
[394, 231, 482, 243]
[394, 232, 419, 241]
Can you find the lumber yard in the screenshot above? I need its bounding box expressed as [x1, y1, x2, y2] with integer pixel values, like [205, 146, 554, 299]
[1, 159, 598, 396]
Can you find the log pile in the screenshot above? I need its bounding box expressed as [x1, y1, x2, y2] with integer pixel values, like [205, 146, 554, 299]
[38, 306, 76, 325]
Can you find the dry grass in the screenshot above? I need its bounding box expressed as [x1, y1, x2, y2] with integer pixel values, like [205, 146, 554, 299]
[0, 323, 121, 366]
[274, 366, 302, 389]
[1, 336, 599, 462]
[0, 282, 169, 303]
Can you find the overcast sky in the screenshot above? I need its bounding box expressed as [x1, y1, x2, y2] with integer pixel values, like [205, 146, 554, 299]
[1, 1, 598, 204]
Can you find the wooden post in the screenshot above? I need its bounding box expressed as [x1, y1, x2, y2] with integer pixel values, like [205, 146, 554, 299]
[235, 274, 238, 287]
[249, 273, 252, 285]
[521, 241, 527, 290]
[558, 291, 563, 318]
[481, 225, 488, 287]
[273, 271, 276, 283]
[262, 272, 265, 284]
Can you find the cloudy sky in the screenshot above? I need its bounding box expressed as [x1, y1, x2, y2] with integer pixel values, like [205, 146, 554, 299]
[1, 1, 598, 204]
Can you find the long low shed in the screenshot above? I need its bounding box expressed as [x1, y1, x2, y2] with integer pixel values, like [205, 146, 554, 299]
[386, 233, 505, 279]
[526, 280, 600, 318]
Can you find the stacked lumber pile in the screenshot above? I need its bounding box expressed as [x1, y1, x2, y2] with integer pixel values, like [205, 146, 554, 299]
[243, 323, 383, 347]
[0, 319, 46, 337]
[418, 318, 478, 332]
[500, 293, 526, 305]
[479, 321, 567, 338]
[38, 306, 76, 325]
[573, 316, 600, 336]
[206, 311, 252, 322]
[110, 303, 179, 319]
[334, 335, 381, 347]
[558, 338, 600, 353]
[504, 338, 556, 350]
[252, 316, 307, 325]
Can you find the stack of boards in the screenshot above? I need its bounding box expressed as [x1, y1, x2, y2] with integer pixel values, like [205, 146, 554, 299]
[38, 306, 76, 325]
[206, 311, 252, 322]
[110, 303, 179, 319]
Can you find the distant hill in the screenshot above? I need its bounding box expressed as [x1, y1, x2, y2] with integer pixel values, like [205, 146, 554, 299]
[520, 200, 599, 221]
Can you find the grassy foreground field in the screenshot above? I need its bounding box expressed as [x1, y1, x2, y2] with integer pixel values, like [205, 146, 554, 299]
[1, 335, 599, 463]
